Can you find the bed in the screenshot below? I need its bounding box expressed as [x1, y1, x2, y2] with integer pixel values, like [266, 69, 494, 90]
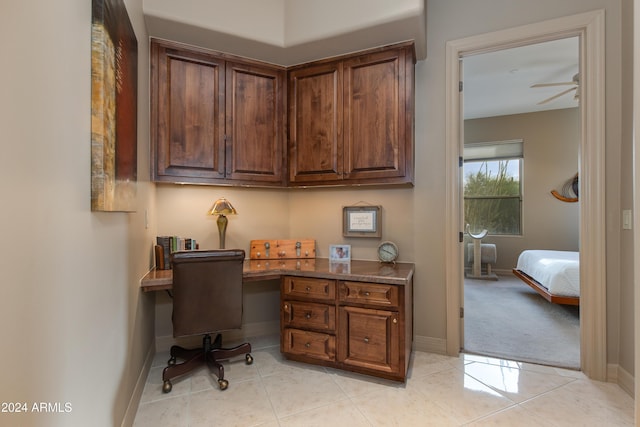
[512, 250, 580, 305]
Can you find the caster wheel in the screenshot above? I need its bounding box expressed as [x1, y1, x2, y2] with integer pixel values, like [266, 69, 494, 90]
[167, 356, 176, 366]
[162, 380, 172, 393]
[245, 354, 253, 365]
[218, 379, 229, 390]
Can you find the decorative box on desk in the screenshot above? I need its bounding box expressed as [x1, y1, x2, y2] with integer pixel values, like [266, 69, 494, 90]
[250, 239, 315, 260]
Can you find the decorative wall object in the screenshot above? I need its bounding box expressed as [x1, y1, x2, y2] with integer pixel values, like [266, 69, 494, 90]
[91, 0, 138, 211]
[551, 173, 579, 203]
[343, 205, 382, 237]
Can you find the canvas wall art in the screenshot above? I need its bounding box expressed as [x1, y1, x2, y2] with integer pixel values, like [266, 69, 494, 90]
[91, 0, 138, 211]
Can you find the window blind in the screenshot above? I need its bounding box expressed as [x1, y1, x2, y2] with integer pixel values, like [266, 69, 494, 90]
[464, 139, 523, 161]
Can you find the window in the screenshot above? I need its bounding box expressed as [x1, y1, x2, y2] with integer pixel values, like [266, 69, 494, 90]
[463, 140, 523, 235]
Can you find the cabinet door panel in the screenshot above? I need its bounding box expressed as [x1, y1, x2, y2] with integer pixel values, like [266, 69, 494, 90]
[339, 281, 399, 307]
[289, 63, 343, 182]
[338, 306, 399, 374]
[282, 276, 336, 301]
[282, 300, 336, 331]
[283, 328, 336, 361]
[343, 49, 407, 180]
[155, 47, 225, 180]
[227, 63, 284, 183]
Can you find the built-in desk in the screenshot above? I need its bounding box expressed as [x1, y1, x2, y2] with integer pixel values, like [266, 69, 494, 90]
[141, 258, 414, 382]
[141, 258, 414, 290]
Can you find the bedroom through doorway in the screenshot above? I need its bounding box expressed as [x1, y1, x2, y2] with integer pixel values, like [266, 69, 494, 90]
[460, 37, 581, 369]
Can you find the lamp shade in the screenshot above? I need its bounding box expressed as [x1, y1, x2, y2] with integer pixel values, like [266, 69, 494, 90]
[208, 197, 237, 216]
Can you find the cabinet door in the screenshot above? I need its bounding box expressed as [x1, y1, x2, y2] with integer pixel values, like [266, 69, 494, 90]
[343, 47, 411, 182]
[152, 42, 226, 182]
[338, 306, 399, 374]
[226, 62, 285, 184]
[288, 62, 343, 183]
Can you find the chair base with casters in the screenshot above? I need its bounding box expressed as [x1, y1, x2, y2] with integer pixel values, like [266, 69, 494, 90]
[162, 333, 253, 392]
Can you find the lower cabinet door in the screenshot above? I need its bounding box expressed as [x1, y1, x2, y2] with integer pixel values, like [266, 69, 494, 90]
[282, 328, 336, 361]
[338, 306, 399, 374]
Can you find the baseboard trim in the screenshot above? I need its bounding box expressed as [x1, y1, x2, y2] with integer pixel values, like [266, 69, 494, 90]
[413, 335, 447, 354]
[610, 363, 635, 398]
[156, 321, 280, 353]
[121, 343, 155, 427]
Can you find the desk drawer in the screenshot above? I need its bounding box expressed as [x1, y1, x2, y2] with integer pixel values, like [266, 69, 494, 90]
[283, 300, 335, 331]
[339, 281, 399, 307]
[282, 276, 335, 301]
[283, 328, 336, 361]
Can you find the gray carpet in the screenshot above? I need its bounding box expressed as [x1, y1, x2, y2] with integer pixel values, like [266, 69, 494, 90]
[463, 274, 580, 369]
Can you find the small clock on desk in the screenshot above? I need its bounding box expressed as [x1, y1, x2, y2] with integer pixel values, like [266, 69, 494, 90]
[377, 241, 399, 263]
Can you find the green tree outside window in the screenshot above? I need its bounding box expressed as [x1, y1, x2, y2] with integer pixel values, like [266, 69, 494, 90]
[464, 159, 522, 235]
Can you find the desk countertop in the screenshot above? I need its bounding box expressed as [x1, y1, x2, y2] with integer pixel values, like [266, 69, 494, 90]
[140, 258, 414, 292]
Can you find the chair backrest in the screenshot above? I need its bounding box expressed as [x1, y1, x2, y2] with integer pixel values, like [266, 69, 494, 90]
[170, 249, 245, 337]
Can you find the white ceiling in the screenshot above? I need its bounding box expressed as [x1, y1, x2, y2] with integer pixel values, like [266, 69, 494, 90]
[462, 37, 579, 120]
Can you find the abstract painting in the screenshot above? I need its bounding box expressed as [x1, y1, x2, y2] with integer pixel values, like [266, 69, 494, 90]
[91, 0, 137, 211]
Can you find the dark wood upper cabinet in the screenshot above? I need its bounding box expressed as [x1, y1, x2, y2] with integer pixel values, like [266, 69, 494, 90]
[151, 39, 414, 187]
[151, 39, 286, 186]
[289, 42, 415, 186]
[152, 42, 226, 181]
[225, 62, 285, 183]
[288, 62, 343, 183]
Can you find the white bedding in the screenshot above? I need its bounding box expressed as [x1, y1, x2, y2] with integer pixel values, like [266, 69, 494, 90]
[516, 250, 580, 297]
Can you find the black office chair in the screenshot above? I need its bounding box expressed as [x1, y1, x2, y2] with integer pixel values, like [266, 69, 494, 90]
[162, 249, 253, 392]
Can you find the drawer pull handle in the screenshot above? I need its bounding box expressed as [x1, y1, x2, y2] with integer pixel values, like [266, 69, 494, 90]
[305, 312, 312, 319]
[305, 342, 311, 348]
[284, 304, 289, 311]
[364, 291, 370, 297]
[393, 318, 397, 324]
[305, 286, 311, 292]
[363, 337, 370, 343]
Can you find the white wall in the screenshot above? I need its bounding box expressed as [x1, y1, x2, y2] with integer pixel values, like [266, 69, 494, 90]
[0, 0, 155, 425]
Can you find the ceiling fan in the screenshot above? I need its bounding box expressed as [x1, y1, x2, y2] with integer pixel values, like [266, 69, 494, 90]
[530, 73, 579, 105]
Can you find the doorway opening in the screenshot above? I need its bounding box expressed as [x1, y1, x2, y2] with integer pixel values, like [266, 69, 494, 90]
[460, 38, 581, 369]
[444, 10, 607, 381]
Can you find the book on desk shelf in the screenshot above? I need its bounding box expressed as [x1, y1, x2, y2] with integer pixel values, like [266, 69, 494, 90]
[156, 236, 198, 270]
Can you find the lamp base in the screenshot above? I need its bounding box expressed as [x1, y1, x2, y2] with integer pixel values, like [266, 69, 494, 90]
[217, 215, 228, 249]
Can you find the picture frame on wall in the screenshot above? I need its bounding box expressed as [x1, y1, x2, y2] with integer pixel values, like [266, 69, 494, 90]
[91, 0, 138, 212]
[343, 205, 382, 238]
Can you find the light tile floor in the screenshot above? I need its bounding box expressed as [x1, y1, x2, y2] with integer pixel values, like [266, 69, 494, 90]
[133, 335, 634, 426]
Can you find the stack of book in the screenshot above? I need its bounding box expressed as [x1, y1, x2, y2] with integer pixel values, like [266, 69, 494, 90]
[155, 236, 199, 270]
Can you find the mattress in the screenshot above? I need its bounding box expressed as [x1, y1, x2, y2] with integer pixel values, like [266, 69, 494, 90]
[516, 250, 580, 297]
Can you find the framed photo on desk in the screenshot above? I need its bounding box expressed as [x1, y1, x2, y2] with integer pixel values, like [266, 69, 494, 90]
[329, 244, 351, 262]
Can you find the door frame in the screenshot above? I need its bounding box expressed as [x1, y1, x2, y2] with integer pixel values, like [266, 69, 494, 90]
[444, 10, 607, 380]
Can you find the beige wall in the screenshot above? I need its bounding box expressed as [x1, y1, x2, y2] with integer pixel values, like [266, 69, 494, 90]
[620, 0, 635, 379]
[153, 0, 631, 375]
[0, 0, 632, 425]
[464, 108, 580, 271]
[0, 0, 155, 425]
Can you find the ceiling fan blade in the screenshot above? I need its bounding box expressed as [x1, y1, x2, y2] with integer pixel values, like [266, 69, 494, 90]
[530, 81, 575, 88]
[537, 87, 577, 105]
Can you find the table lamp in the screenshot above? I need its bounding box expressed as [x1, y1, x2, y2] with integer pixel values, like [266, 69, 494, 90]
[208, 197, 237, 249]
